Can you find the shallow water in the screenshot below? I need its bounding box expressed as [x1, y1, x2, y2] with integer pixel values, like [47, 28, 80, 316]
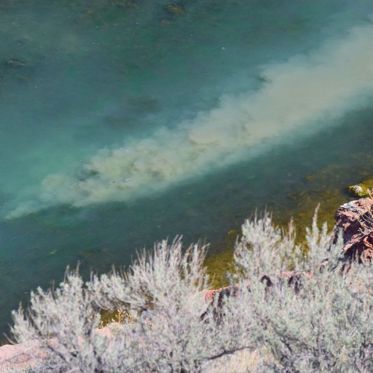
[1, 0, 373, 337]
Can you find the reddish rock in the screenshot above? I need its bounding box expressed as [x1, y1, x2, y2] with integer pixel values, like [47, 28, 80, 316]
[0, 326, 118, 372]
[0, 340, 45, 372]
[334, 197, 373, 263]
[204, 286, 239, 302]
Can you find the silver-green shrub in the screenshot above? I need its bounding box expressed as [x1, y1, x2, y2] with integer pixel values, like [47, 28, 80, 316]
[10, 211, 373, 372]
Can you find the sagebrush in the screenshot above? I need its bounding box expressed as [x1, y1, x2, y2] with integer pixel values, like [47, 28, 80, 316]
[10, 211, 373, 372]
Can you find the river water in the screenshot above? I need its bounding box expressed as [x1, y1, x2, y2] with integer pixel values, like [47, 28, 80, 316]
[1, 0, 373, 336]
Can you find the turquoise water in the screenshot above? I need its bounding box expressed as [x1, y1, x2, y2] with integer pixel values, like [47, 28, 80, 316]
[1, 0, 373, 336]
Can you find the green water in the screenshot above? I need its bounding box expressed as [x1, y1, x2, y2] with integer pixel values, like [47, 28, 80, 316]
[1, 0, 373, 338]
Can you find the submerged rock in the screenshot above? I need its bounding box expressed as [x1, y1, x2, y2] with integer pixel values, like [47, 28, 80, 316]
[0, 57, 34, 82]
[3, 58, 27, 69]
[347, 178, 373, 197]
[164, 3, 186, 16]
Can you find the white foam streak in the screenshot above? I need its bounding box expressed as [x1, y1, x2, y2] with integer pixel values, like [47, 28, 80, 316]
[8, 24, 373, 218]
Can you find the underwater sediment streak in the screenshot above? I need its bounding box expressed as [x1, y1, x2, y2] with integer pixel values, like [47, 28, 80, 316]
[9, 24, 373, 218]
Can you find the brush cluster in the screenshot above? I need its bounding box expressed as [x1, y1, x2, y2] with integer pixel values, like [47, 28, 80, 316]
[8, 204, 373, 372]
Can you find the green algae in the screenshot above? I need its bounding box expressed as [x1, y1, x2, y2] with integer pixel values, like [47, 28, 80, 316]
[347, 178, 373, 198]
[204, 229, 237, 288]
[99, 309, 129, 328]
